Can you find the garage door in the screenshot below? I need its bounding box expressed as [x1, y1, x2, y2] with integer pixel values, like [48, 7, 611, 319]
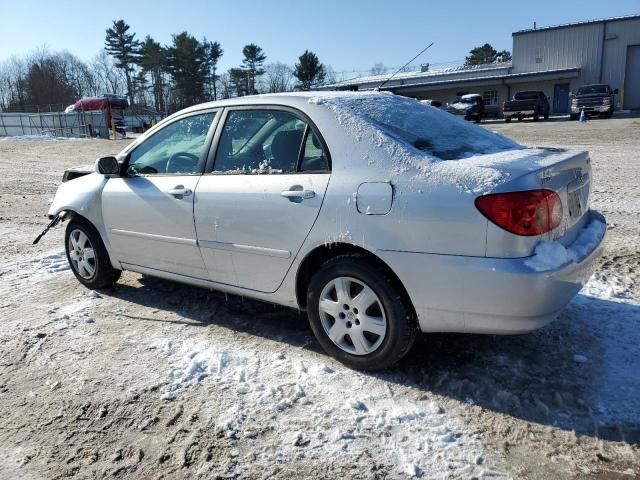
[624, 45, 640, 110]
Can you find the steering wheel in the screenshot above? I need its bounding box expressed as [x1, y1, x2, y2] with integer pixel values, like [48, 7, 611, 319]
[166, 152, 199, 174]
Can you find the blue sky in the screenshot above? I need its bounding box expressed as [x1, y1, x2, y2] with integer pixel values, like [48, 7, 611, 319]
[1, 0, 638, 76]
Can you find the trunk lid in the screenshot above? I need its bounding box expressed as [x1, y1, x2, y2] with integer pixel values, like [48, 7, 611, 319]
[473, 147, 592, 254]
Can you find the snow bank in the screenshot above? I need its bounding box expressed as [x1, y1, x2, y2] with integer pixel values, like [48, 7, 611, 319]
[525, 217, 606, 272]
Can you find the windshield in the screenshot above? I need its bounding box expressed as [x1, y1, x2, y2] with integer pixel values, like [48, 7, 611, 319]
[577, 85, 608, 95]
[514, 92, 539, 100]
[314, 93, 520, 160]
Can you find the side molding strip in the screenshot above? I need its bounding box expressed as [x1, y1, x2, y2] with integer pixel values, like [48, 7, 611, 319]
[111, 229, 197, 246]
[198, 239, 291, 258]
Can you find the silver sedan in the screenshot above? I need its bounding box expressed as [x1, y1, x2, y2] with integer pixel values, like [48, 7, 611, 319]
[46, 92, 606, 370]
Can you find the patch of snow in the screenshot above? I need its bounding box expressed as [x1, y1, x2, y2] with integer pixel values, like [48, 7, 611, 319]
[0, 134, 81, 142]
[525, 216, 606, 272]
[157, 336, 490, 477]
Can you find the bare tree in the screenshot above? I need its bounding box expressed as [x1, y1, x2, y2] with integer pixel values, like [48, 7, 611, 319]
[262, 62, 293, 93]
[370, 63, 387, 75]
[90, 51, 126, 95]
[0, 57, 27, 111]
[323, 65, 337, 85]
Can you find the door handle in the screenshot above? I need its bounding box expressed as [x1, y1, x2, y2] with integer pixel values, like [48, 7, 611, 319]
[167, 185, 192, 199]
[281, 188, 315, 201]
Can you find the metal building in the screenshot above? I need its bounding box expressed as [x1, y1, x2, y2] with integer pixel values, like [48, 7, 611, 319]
[321, 14, 640, 114]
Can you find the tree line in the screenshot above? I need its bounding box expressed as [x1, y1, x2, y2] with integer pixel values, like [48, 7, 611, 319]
[0, 17, 511, 114]
[0, 19, 332, 113]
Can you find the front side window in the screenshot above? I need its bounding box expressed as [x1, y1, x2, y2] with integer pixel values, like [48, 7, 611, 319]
[214, 109, 328, 174]
[127, 112, 216, 175]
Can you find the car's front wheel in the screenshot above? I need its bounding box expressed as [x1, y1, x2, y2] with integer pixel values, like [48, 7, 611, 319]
[307, 254, 417, 370]
[65, 218, 121, 289]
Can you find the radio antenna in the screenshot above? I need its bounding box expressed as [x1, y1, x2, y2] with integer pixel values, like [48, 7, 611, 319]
[376, 42, 434, 90]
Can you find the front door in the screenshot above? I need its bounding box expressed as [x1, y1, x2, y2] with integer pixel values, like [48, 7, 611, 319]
[102, 111, 218, 278]
[553, 83, 570, 114]
[194, 107, 331, 292]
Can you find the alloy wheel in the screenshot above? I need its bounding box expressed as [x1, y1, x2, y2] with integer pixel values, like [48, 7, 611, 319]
[68, 228, 96, 279]
[318, 276, 387, 355]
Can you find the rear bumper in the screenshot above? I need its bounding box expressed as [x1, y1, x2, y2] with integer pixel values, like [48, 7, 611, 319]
[504, 109, 535, 117]
[378, 211, 606, 335]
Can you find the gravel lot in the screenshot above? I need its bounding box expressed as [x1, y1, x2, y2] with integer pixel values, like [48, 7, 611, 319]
[0, 117, 638, 479]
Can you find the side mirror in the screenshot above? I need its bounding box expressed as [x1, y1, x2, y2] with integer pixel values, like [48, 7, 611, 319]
[96, 156, 120, 176]
[613, 88, 619, 95]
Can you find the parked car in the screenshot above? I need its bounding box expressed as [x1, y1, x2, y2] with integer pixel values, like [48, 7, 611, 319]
[503, 91, 550, 122]
[570, 84, 617, 119]
[42, 92, 606, 370]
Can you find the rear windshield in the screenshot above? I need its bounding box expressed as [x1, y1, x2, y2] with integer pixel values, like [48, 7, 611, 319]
[577, 85, 608, 95]
[514, 91, 540, 100]
[312, 93, 520, 160]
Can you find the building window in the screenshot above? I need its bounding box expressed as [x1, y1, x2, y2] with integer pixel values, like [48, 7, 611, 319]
[482, 90, 498, 106]
[535, 56, 543, 64]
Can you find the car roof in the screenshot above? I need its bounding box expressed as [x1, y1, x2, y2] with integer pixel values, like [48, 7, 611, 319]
[178, 92, 339, 115]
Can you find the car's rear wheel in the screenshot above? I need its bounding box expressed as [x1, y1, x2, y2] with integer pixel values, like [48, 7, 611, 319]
[504, 117, 512, 123]
[65, 218, 120, 289]
[533, 112, 540, 121]
[307, 254, 417, 370]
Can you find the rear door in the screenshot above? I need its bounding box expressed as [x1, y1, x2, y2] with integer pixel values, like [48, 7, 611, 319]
[102, 111, 218, 279]
[194, 107, 331, 292]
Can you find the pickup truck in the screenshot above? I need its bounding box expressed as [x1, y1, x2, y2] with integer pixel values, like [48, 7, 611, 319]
[445, 94, 485, 122]
[502, 91, 550, 122]
[570, 84, 617, 119]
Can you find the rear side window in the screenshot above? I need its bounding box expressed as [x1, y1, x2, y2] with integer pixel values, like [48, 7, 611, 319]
[300, 130, 328, 172]
[213, 109, 329, 174]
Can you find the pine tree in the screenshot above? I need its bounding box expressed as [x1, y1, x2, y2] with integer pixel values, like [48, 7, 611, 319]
[464, 44, 511, 66]
[166, 32, 209, 109]
[138, 36, 167, 112]
[241, 44, 266, 94]
[293, 50, 326, 91]
[104, 20, 141, 103]
[228, 68, 249, 97]
[204, 40, 223, 100]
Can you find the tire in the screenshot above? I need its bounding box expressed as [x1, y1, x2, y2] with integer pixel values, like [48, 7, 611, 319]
[533, 112, 540, 121]
[474, 115, 481, 123]
[65, 218, 121, 289]
[504, 117, 512, 123]
[543, 113, 549, 120]
[306, 254, 417, 371]
[570, 114, 579, 120]
[517, 116, 523, 122]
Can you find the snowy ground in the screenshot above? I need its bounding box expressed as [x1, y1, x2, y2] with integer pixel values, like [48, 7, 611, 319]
[0, 119, 639, 479]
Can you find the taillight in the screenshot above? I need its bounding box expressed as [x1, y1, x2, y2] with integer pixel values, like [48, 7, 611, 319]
[475, 189, 563, 236]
